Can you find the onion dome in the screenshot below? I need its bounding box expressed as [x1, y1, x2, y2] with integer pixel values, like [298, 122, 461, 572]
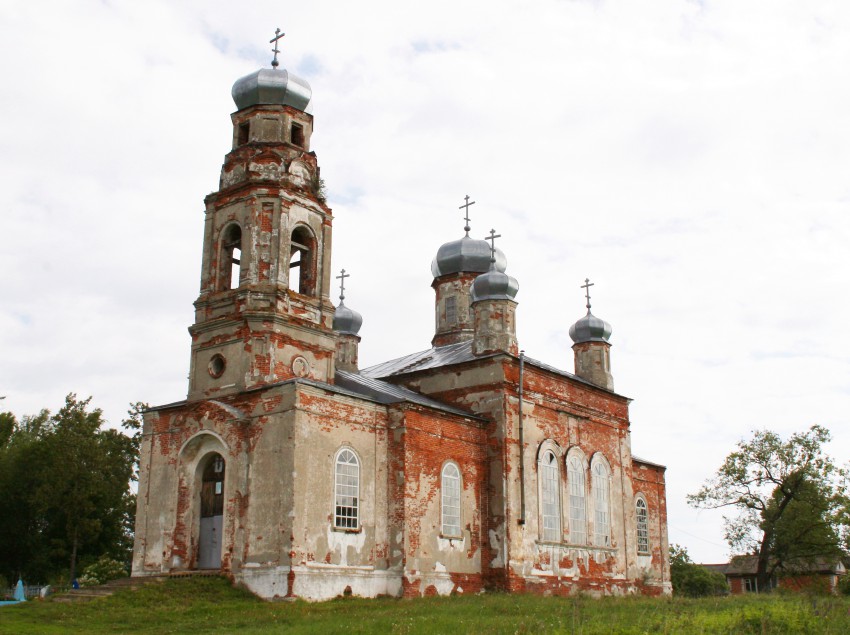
[569, 279, 612, 343]
[469, 229, 518, 302]
[431, 236, 507, 278]
[232, 68, 312, 112]
[470, 264, 519, 302]
[569, 311, 612, 344]
[333, 301, 363, 336]
[332, 269, 362, 335]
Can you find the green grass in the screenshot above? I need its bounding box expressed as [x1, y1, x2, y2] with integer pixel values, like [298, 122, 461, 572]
[1, 577, 849, 634]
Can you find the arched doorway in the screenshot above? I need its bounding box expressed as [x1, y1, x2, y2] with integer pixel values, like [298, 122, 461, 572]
[198, 453, 225, 569]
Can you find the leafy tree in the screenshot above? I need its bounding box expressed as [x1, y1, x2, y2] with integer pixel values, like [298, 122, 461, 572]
[669, 544, 728, 597]
[688, 425, 847, 592]
[764, 477, 844, 579]
[0, 396, 137, 584]
[0, 412, 15, 448]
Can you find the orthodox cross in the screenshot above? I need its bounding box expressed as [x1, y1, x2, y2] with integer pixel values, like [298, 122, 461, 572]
[270, 28, 285, 68]
[458, 195, 475, 236]
[485, 229, 501, 262]
[581, 278, 594, 311]
[336, 269, 350, 301]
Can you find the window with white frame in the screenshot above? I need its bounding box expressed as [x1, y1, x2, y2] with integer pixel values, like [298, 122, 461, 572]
[334, 449, 359, 529]
[441, 462, 461, 536]
[636, 497, 649, 554]
[592, 460, 610, 546]
[539, 449, 561, 542]
[568, 454, 587, 544]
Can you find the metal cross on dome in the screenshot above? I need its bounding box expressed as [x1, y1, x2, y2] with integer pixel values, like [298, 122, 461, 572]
[485, 229, 501, 263]
[270, 28, 285, 68]
[581, 278, 594, 312]
[336, 269, 350, 302]
[458, 195, 476, 236]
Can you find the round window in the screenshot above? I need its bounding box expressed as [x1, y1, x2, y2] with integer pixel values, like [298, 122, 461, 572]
[208, 354, 226, 378]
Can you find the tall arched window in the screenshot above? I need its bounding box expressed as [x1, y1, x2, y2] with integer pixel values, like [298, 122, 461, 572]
[221, 224, 242, 290]
[289, 225, 317, 296]
[636, 497, 649, 554]
[441, 462, 461, 537]
[592, 459, 610, 547]
[539, 449, 561, 542]
[567, 453, 587, 545]
[334, 449, 359, 529]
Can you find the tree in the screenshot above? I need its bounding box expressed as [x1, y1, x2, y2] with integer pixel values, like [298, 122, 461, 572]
[764, 477, 844, 577]
[669, 544, 728, 597]
[0, 396, 137, 584]
[688, 425, 847, 592]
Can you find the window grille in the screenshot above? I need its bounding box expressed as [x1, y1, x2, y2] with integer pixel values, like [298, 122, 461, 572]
[334, 449, 359, 529]
[445, 296, 457, 326]
[539, 450, 560, 542]
[441, 463, 461, 536]
[568, 455, 587, 544]
[592, 461, 610, 547]
[636, 498, 649, 554]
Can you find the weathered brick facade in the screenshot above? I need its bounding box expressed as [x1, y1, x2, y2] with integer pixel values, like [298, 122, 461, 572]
[132, 57, 671, 600]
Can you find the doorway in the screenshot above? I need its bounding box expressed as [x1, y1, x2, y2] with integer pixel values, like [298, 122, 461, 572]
[198, 453, 225, 569]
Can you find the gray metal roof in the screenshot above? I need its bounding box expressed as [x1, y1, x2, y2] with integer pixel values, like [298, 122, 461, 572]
[146, 373, 479, 421]
[361, 340, 484, 378]
[632, 455, 667, 470]
[362, 341, 571, 381]
[334, 370, 481, 419]
[361, 341, 630, 402]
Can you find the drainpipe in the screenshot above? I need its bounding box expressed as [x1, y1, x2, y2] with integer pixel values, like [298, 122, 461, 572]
[518, 350, 526, 525]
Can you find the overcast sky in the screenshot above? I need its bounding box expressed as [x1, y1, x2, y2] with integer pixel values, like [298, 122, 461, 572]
[2, 1, 849, 564]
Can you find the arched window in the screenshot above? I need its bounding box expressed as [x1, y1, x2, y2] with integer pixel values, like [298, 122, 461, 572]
[289, 225, 317, 296]
[441, 462, 461, 537]
[592, 459, 610, 547]
[334, 449, 359, 529]
[636, 497, 649, 554]
[539, 449, 561, 542]
[221, 224, 242, 290]
[567, 452, 587, 545]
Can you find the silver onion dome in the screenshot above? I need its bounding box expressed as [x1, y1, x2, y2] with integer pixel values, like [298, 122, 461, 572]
[333, 301, 363, 336]
[232, 68, 312, 112]
[470, 266, 519, 303]
[431, 236, 507, 278]
[569, 311, 612, 344]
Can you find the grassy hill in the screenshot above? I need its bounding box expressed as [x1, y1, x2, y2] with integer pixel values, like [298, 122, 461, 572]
[1, 576, 848, 634]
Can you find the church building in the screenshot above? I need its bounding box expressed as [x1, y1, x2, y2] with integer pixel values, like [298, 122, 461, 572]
[131, 43, 671, 600]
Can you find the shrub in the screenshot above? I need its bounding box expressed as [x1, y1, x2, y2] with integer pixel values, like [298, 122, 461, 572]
[670, 544, 729, 598]
[78, 557, 128, 587]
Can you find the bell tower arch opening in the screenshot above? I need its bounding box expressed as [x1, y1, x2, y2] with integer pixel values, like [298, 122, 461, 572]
[220, 223, 243, 290]
[289, 224, 317, 296]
